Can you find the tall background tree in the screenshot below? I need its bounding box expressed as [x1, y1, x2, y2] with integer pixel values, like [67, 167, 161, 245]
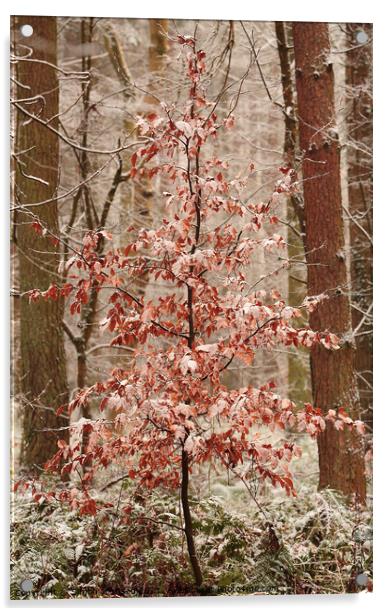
[275, 21, 309, 405]
[12, 16, 69, 468]
[345, 23, 373, 429]
[292, 21, 366, 503]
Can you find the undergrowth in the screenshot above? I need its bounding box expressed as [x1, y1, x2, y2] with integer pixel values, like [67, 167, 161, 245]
[10, 477, 372, 599]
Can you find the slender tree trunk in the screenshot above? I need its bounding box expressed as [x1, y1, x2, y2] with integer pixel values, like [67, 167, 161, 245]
[132, 19, 169, 298]
[64, 19, 122, 409]
[275, 21, 309, 404]
[345, 24, 373, 429]
[76, 17, 95, 409]
[180, 104, 204, 590]
[61, 19, 96, 459]
[292, 22, 366, 503]
[103, 20, 136, 245]
[181, 447, 203, 589]
[13, 16, 69, 468]
[104, 19, 168, 296]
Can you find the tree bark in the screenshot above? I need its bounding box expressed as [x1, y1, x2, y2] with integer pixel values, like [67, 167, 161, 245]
[13, 16, 69, 468]
[74, 17, 95, 419]
[181, 447, 203, 589]
[275, 21, 309, 405]
[292, 22, 366, 503]
[345, 24, 373, 429]
[132, 19, 169, 298]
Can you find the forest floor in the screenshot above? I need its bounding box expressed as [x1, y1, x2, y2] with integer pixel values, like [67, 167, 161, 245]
[10, 437, 372, 599]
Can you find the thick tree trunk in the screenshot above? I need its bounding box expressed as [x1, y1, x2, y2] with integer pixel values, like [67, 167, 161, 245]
[345, 24, 373, 429]
[13, 16, 69, 468]
[292, 22, 366, 503]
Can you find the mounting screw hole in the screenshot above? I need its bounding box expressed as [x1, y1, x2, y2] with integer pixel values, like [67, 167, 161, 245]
[20, 24, 33, 38]
[356, 573, 369, 587]
[20, 578, 34, 592]
[355, 30, 368, 44]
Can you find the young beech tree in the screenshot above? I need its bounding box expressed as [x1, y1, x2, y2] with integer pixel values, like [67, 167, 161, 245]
[22, 36, 365, 590]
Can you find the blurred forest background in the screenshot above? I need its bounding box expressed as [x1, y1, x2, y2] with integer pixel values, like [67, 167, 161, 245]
[10, 17, 372, 598]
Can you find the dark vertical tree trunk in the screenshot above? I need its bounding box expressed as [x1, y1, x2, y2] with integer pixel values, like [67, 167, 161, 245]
[292, 22, 366, 503]
[181, 447, 203, 590]
[275, 21, 309, 405]
[180, 111, 204, 590]
[13, 16, 69, 469]
[275, 22, 297, 164]
[345, 23, 373, 429]
[76, 17, 95, 411]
